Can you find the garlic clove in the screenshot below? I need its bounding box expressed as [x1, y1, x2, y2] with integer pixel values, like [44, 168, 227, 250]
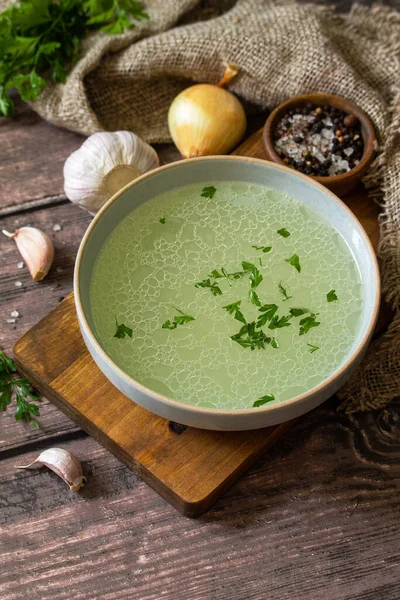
[2, 227, 54, 282]
[168, 64, 247, 158]
[64, 131, 160, 214]
[15, 447, 86, 491]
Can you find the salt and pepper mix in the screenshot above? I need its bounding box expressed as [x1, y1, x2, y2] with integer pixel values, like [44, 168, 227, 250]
[274, 103, 364, 177]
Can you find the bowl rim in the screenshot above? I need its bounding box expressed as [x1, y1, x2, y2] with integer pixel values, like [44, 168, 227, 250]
[263, 92, 377, 184]
[74, 155, 380, 416]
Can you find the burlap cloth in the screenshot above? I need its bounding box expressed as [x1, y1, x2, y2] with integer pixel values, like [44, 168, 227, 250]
[29, 0, 400, 413]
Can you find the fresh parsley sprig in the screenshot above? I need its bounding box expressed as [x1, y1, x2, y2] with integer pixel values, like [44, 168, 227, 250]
[114, 318, 133, 338]
[278, 281, 292, 301]
[195, 278, 222, 296]
[253, 394, 275, 407]
[162, 309, 195, 330]
[0, 0, 148, 116]
[0, 349, 41, 428]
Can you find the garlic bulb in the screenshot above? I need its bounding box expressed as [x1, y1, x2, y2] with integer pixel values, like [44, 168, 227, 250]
[64, 131, 160, 214]
[2, 226, 54, 281]
[168, 64, 247, 158]
[15, 448, 86, 491]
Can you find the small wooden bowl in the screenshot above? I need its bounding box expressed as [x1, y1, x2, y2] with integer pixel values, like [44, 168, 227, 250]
[263, 93, 377, 197]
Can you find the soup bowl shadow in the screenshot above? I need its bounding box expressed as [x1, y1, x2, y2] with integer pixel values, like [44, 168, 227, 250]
[74, 157, 380, 431]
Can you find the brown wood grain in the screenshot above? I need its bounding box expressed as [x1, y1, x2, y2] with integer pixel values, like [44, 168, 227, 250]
[0, 400, 399, 600]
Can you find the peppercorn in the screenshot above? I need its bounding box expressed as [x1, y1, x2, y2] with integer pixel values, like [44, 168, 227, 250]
[315, 107, 322, 114]
[344, 114, 358, 128]
[335, 129, 342, 137]
[338, 136, 344, 143]
[293, 136, 303, 143]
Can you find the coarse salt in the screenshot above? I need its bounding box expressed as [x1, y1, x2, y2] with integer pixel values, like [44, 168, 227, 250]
[15, 281, 22, 287]
[11, 310, 19, 318]
[17, 261, 24, 269]
[53, 224, 62, 232]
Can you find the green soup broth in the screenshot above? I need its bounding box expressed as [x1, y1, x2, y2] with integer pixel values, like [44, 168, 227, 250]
[90, 181, 363, 410]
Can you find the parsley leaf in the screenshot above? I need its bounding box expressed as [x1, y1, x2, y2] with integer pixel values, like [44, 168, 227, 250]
[259, 257, 263, 267]
[277, 228, 291, 238]
[223, 300, 246, 324]
[289, 308, 309, 317]
[253, 394, 275, 407]
[257, 304, 278, 327]
[0, 0, 148, 116]
[241, 261, 256, 272]
[285, 253, 301, 273]
[114, 318, 133, 338]
[249, 265, 263, 289]
[231, 322, 271, 351]
[252, 245, 272, 253]
[278, 281, 292, 301]
[159, 217, 166, 224]
[327, 289, 338, 302]
[162, 312, 195, 330]
[201, 186, 216, 199]
[195, 278, 222, 296]
[271, 337, 279, 349]
[299, 313, 320, 335]
[268, 314, 292, 330]
[307, 343, 320, 353]
[0, 349, 41, 428]
[249, 289, 261, 307]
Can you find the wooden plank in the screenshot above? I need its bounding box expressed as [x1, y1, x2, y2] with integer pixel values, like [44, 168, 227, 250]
[0, 99, 83, 210]
[0, 399, 399, 599]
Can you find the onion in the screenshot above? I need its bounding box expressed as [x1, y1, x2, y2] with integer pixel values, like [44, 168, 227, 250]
[168, 64, 247, 158]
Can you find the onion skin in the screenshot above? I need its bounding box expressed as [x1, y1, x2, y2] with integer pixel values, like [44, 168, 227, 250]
[168, 84, 247, 158]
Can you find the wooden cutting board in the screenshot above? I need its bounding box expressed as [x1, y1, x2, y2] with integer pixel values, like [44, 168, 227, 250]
[13, 129, 382, 518]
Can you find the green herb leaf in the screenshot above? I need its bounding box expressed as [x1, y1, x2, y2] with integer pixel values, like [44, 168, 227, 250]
[0, 349, 41, 427]
[114, 318, 133, 338]
[223, 300, 242, 314]
[241, 261, 256, 272]
[289, 308, 309, 317]
[201, 185, 217, 199]
[253, 394, 275, 407]
[299, 313, 320, 336]
[162, 319, 176, 330]
[271, 337, 279, 349]
[257, 304, 278, 327]
[0, 0, 148, 116]
[268, 314, 292, 330]
[285, 253, 301, 273]
[278, 281, 292, 301]
[307, 343, 320, 353]
[259, 257, 263, 266]
[327, 289, 338, 302]
[174, 315, 195, 325]
[159, 217, 166, 224]
[277, 228, 290, 238]
[162, 313, 195, 330]
[195, 278, 222, 296]
[249, 266, 263, 289]
[252, 245, 272, 253]
[249, 289, 261, 307]
[231, 322, 271, 351]
[223, 301, 246, 324]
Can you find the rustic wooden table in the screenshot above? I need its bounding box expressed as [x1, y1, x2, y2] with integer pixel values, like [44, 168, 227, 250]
[1, 92, 399, 599]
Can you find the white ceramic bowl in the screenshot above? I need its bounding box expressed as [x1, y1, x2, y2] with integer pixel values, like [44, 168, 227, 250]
[74, 157, 380, 431]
